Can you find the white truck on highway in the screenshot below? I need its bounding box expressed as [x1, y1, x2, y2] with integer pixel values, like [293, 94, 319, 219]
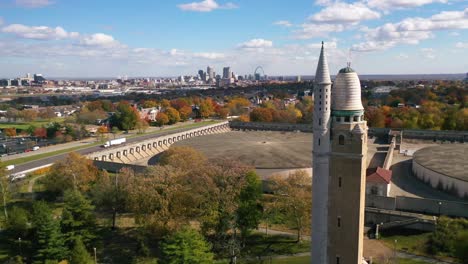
[103, 138, 126, 148]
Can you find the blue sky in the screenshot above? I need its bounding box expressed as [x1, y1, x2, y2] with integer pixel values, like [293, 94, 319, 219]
[0, 0, 467, 77]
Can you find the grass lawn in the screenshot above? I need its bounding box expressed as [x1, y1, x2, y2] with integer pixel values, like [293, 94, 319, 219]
[397, 258, 431, 264]
[380, 229, 431, 256]
[271, 255, 310, 263]
[0, 118, 64, 131]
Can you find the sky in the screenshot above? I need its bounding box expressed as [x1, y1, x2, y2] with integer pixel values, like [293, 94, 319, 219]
[0, 0, 467, 78]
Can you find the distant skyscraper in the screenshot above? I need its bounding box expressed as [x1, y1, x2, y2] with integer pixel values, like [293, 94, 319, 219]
[207, 66, 214, 79]
[297, 75, 302, 82]
[33, 74, 45, 83]
[223, 67, 231, 79]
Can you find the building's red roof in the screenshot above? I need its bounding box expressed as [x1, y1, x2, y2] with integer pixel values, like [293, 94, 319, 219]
[366, 167, 392, 184]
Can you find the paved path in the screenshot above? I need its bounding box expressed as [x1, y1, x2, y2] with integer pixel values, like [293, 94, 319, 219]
[27, 174, 45, 193]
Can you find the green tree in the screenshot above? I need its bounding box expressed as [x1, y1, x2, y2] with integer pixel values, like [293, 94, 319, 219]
[236, 171, 263, 245]
[161, 227, 214, 264]
[455, 231, 468, 264]
[7, 207, 29, 238]
[269, 170, 311, 242]
[0, 166, 10, 220]
[61, 190, 96, 245]
[32, 201, 68, 263]
[111, 101, 139, 131]
[69, 237, 93, 264]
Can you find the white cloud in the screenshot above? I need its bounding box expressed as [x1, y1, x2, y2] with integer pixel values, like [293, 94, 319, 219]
[367, 0, 447, 11]
[15, 0, 53, 8]
[1, 24, 78, 40]
[449, 31, 460, 36]
[238, 38, 273, 49]
[455, 42, 468, 48]
[352, 8, 468, 51]
[274, 20, 292, 27]
[420, 48, 436, 59]
[193, 52, 225, 59]
[309, 2, 380, 23]
[294, 23, 345, 39]
[396, 53, 409, 59]
[80, 33, 118, 47]
[177, 0, 237, 12]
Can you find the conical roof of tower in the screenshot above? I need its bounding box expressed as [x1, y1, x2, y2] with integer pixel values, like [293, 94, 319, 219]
[315, 42, 332, 85]
[332, 65, 364, 111]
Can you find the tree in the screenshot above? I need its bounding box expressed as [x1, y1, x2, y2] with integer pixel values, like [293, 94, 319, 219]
[455, 231, 468, 264]
[0, 168, 10, 220]
[236, 171, 263, 245]
[135, 119, 149, 134]
[22, 109, 38, 122]
[44, 152, 99, 194]
[250, 108, 273, 122]
[7, 207, 30, 238]
[4, 127, 17, 138]
[61, 190, 96, 245]
[155, 112, 169, 127]
[165, 107, 181, 125]
[32, 201, 68, 262]
[159, 146, 208, 172]
[178, 106, 193, 121]
[199, 99, 214, 118]
[69, 236, 93, 264]
[91, 170, 131, 229]
[161, 227, 214, 264]
[216, 107, 229, 119]
[39, 107, 56, 120]
[111, 102, 139, 131]
[269, 170, 311, 242]
[34, 127, 47, 139]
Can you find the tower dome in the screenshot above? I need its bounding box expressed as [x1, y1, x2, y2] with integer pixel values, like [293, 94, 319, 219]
[332, 66, 364, 112]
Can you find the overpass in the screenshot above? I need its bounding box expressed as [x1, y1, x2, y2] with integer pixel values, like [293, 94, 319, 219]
[87, 121, 230, 163]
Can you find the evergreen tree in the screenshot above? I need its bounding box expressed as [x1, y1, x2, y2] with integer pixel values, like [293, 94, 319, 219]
[70, 237, 93, 264]
[61, 190, 96, 246]
[236, 171, 263, 245]
[7, 206, 30, 238]
[32, 201, 67, 263]
[161, 227, 213, 264]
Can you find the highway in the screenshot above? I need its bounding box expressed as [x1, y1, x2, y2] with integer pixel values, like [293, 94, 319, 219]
[8, 122, 219, 175]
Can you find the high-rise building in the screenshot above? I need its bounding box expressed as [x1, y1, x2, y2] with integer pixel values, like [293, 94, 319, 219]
[207, 66, 214, 79]
[34, 74, 45, 83]
[312, 43, 368, 264]
[223, 67, 231, 79]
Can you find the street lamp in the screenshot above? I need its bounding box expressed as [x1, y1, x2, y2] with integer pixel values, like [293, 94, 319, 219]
[18, 237, 22, 257]
[94, 247, 97, 264]
[438, 201, 442, 216]
[394, 239, 398, 259]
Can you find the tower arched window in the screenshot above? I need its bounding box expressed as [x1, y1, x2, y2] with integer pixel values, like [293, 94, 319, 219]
[339, 135, 345, 145]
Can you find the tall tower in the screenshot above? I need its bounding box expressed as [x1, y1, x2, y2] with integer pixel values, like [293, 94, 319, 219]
[311, 42, 332, 264]
[328, 65, 368, 264]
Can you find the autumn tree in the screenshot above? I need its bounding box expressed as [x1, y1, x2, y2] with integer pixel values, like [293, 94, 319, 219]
[269, 170, 311, 242]
[135, 119, 149, 134]
[226, 97, 250, 115]
[250, 108, 273, 122]
[22, 109, 38, 122]
[199, 99, 214, 118]
[4, 128, 17, 138]
[165, 107, 181, 124]
[178, 105, 193, 121]
[34, 127, 47, 139]
[44, 152, 100, 194]
[156, 112, 169, 127]
[159, 146, 208, 172]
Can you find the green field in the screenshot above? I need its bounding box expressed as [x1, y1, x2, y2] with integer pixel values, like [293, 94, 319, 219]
[0, 118, 64, 131]
[380, 230, 431, 256]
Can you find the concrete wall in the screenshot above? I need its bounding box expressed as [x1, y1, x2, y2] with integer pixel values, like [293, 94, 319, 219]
[366, 195, 468, 218]
[366, 183, 390, 197]
[383, 138, 395, 170]
[87, 121, 230, 163]
[92, 160, 147, 174]
[229, 121, 313, 132]
[413, 160, 468, 199]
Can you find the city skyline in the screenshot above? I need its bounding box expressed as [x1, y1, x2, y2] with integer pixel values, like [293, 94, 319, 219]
[0, 0, 467, 77]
